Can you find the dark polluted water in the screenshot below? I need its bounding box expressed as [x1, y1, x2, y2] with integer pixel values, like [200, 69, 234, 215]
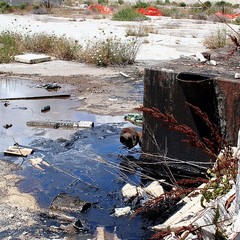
[0, 78, 157, 239]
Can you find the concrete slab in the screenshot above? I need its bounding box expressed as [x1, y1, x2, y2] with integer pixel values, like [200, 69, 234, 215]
[14, 53, 51, 64]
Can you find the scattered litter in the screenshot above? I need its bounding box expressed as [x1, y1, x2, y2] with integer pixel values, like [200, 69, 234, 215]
[124, 113, 143, 126]
[120, 72, 130, 78]
[3, 124, 12, 129]
[29, 157, 50, 171]
[36, 83, 61, 90]
[14, 53, 51, 64]
[4, 145, 33, 156]
[12, 107, 27, 110]
[3, 102, 10, 107]
[26, 120, 94, 128]
[41, 105, 50, 112]
[209, 60, 217, 66]
[50, 192, 91, 212]
[114, 206, 131, 217]
[121, 181, 165, 205]
[195, 52, 207, 63]
[235, 73, 240, 79]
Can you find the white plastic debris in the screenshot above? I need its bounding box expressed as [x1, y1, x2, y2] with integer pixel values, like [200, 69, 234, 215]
[196, 52, 207, 62]
[209, 60, 217, 66]
[121, 183, 138, 201]
[29, 157, 50, 171]
[114, 206, 131, 217]
[235, 73, 240, 79]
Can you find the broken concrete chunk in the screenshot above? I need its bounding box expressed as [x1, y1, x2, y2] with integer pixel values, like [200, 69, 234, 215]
[14, 53, 51, 64]
[114, 206, 131, 217]
[143, 180, 164, 198]
[121, 183, 138, 202]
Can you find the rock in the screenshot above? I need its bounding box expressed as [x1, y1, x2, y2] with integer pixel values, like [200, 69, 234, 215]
[114, 206, 131, 217]
[120, 127, 140, 149]
[121, 183, 138, 202]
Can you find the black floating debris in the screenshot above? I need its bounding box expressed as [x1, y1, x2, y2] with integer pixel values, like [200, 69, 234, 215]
[41, 105, 50, 112]
[50, 193, 91, 213]
[3, 102, 9, 107]
[3, 124, 12, 129]
[36, 83, 61, 90]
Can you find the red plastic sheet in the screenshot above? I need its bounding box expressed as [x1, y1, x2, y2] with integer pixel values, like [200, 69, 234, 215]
[88, 4, 112, 14]
[136, 7, 163, 16]
[215, 11, 240, 20]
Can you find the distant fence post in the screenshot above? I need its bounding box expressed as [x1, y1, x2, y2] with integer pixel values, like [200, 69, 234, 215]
[235, 129, 240, 214]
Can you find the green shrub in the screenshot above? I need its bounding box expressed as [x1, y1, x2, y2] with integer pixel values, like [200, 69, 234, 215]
[18, 3, 28, 10]
[81, 35, 141, 66]
[0, 1, 12, 13]
[112, 7, 148, 21]
[233, 17, 240, 25]
[97, 0, 108, 5]
[179, 2, 186, 7]
[132, 1, 150, 9]
[0, 31, 21, 63]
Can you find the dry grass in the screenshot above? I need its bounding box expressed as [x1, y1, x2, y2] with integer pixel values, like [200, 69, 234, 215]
[203, 27, 228, 49]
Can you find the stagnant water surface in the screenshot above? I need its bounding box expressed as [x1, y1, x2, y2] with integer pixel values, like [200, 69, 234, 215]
[0, 78, 156, 239]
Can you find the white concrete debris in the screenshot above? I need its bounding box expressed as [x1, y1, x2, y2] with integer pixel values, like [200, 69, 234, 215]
[142, 181, 164, 199]
[121, 183, 138, 202]
[195, 52, 207, 63]
[114, 206, 131, 217]
[14, 53, 51, 64]
[121, 181, 164, 203]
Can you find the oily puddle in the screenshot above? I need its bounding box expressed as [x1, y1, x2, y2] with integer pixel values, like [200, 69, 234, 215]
[0, 78, 155, 239]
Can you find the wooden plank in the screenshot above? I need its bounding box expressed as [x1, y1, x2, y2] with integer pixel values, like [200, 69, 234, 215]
[26, 120, 94, 128]
[4, 146, 33, 157]
[0, 94, 70, 101]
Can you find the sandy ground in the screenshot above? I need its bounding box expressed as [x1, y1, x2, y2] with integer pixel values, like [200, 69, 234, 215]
[0, 11, 238, 239]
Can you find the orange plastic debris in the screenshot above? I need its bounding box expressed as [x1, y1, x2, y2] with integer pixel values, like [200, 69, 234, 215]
[136, 7, 163, 16]
[215, 11, 240, 20]
[88, 4, 112, 14]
